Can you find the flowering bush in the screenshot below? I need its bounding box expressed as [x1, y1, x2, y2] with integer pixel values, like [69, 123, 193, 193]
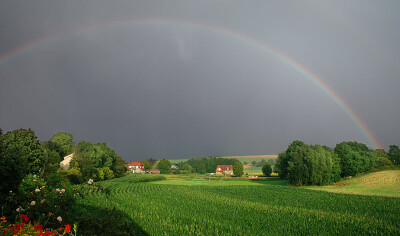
[9, 173, 80, 229]
[0, 214, 76, 236]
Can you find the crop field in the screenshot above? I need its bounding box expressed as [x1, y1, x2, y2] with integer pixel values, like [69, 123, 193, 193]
[75, 174, 400, 235]
[305, 170, 400, 197]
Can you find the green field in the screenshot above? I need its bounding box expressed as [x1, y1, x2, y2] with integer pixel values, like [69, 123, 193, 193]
[74, 172, 400, 235]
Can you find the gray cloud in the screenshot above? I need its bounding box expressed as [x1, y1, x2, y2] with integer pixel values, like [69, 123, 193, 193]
[1, 0, 399, 160]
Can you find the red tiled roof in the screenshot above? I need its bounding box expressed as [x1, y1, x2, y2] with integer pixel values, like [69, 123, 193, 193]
[128, 162, 143, 166]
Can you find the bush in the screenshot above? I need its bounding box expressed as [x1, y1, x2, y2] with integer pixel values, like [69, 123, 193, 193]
[262, 162, 272, 177]
[10, 173, 79, 229]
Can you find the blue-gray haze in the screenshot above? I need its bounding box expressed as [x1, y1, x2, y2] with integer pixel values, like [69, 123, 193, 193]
[0, 1, 399, 161]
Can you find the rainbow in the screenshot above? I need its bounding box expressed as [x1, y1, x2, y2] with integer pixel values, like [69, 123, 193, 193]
[0, 18, 382, 149]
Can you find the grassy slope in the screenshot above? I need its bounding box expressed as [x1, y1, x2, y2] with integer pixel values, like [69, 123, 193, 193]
[305, 170, 400, 197]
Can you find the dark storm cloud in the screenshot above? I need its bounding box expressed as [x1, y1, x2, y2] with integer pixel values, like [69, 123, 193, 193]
[1, 0, 399, 160]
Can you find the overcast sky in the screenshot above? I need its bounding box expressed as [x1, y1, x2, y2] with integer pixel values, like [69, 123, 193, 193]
[1, 1, 399, 161]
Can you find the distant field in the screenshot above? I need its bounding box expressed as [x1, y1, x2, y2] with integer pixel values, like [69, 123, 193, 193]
[76, 172, 400, 235]
[306, 170, 400, 197]
[244, 166, 263, 174]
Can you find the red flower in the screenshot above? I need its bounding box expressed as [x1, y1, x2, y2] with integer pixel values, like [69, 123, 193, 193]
[19, 214, 29, 222]
[64, 224, 71, 233]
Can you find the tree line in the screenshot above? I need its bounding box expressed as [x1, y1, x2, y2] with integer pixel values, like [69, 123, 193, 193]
[0, 128, 127, 196]
[275, 140, 400, 186]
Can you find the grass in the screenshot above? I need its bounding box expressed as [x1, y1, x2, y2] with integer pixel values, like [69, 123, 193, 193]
[244, 166, 263, 174]
[305, 170, 400, 197]
[73, 171, 400, 235]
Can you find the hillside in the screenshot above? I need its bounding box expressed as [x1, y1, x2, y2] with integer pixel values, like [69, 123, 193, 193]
[305, 170, 400, 197]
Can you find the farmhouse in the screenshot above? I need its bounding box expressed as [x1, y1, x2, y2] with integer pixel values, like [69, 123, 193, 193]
[128, 162, 145, 173]
[60, 153, 74, 170]
[216, 165, 233, 175]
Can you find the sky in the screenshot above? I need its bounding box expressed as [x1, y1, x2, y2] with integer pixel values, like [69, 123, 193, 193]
[1, 1, 399, 161]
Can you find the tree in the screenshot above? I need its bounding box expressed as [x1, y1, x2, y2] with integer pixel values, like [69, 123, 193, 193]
[251, 161, 257, 166]
[372, 149, 393, 169]
[262, 162, 272, 177]
[275, 140, 341, 185]
[334, 141, 374, 177]
[48, 132, 74, 158]
[158, 159, 171, 174]
[197, 163, 206, 173]
[388, 145, 400, 165]
[72, 141, 126, 180]
[43, 148, 61, 174]
[243, 161, 248, 165]
[233, 162, 243, 177]
[0, 129, 44, 194]
[141, 160, 152, 171]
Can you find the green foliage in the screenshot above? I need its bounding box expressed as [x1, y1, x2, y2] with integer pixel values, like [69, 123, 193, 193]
[174, 163, 195, 174]
[158, 159, 172, 174]
[64, 168, 83, 184]
[141, 160, 152, 170]
[275, 153, 289, 178]
[262, 162, 272, 176]
[95, 167, 115, 181]
[181, 157, 240, 174]
[0, 129, 44, 195]
[276, 141, 341, 186]
[388, 145, 400, 165]
[372, 149, 393, 169]
[48, 132, 74, 158]
[42, 148, 61, 174]
[71, 141, 125, 181]
[243, 161, 248, 165]
[334, 141, 375, 177]
[233, 162, 244, 177]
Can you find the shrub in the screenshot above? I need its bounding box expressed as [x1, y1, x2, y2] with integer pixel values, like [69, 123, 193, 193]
[262, 162, 272, 177]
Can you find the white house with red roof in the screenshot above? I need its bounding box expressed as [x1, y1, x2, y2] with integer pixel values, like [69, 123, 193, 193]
[215, 165, 233, 175]
[128, 162, 145, 173]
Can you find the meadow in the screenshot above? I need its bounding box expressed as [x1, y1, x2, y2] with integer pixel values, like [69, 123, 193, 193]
[74, 172, 400, 235]
[305, 170, 400, 197]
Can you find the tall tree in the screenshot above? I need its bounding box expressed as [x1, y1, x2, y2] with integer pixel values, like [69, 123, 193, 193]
[233, 162, 244, 177]
[158, 159, 171, 174]
[388, 145, 400, 165]
[0, 129, 44, 194]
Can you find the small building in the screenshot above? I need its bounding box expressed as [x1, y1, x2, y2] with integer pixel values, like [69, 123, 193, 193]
[147, 169, 161, 174]
[216, 165, 233, 175]
[60, 153, 74, 170]
[171, 164, 178, 169]
[128, 162, 145, 173]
